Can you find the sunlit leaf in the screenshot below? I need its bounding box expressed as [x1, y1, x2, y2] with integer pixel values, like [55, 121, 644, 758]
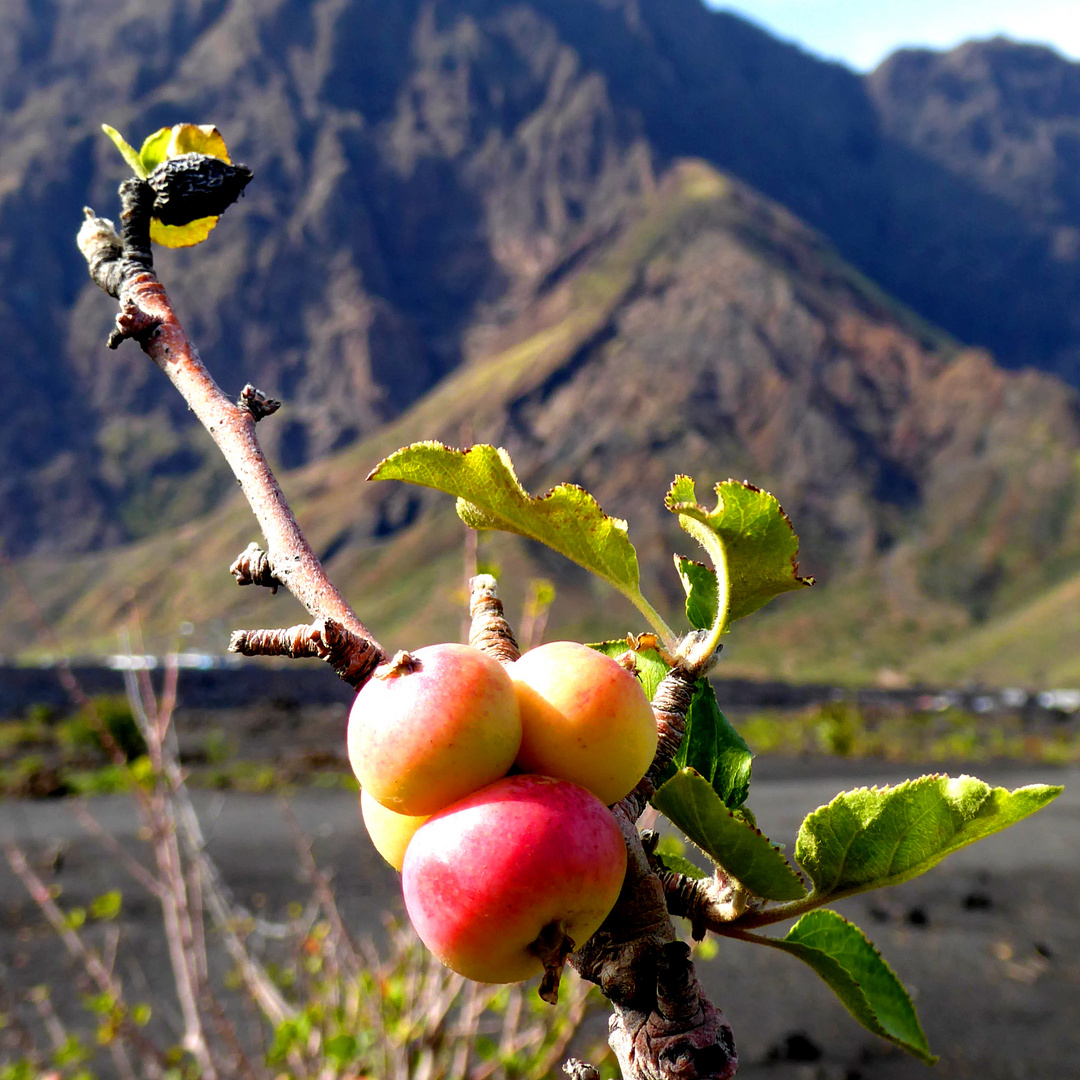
[653, 769, 805, 900]
[675, 554, 718, 630]
[666, 477, 812, 624]
[762, 910, 935, 1064]
[137, 127, 173, 174]
[150, 215, 220, 248]
[101, 124, 146, 178]
[371, 443, 673, 638]
[165, 123, 230, 162]
[147, 124, 232, 247]
[796, 774, 1062, 899]
[589, 640, 669, 701]
[89, 890, 122, 921]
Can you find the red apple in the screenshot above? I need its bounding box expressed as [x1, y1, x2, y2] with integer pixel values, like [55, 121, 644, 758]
[402, 774, 628, 984]
[348, 643, 521, 816]
[509, 641, 657, 804]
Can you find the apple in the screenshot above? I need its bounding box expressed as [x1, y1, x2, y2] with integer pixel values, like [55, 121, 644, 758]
[509, 641, 657, 805]
[360, 788, 430, 871]
[348, 643, 521, 816]
[402, 773, 628, 983]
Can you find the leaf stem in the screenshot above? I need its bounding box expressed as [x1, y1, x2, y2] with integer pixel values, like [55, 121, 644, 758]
[624, 588, 678, 650]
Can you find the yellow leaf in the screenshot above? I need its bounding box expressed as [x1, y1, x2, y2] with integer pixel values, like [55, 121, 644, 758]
[101, 124, 146, 178]
[166, 123, 230, 163]
[150, 214, 220, 249]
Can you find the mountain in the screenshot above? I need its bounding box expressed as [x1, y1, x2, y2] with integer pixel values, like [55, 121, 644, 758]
[5, 160, 1079, 686]
[3, 0, 1080, 682]
[6, 0, 1080, 560]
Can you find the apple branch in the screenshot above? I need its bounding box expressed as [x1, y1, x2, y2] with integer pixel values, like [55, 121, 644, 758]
[78, 156, 738, 1080]
[467, 577, 737, 1079]
[76, 172, 386, 687]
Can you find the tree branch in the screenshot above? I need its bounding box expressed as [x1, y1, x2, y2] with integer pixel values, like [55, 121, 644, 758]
[77, 176, 386, 686]
[570, 805, 737, 1079]
[466, 578, 737, 1078]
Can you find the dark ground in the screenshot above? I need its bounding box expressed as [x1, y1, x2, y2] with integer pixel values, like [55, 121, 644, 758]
[1, 763, 1075, 1079]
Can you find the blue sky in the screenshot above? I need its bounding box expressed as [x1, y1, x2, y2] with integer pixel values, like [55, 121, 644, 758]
[706, 1, 1080, 71]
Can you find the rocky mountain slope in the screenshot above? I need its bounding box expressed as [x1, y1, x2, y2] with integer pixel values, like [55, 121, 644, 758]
[6, 0, 1080, 560]
[7, 161, 1079, 684]
[4, 0, 1080, 681]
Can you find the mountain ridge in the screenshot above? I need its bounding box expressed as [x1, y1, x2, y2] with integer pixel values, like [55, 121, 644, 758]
[5, 0, 1080, 556]
[3, 0, 1080, 683]
[7, 159, 1079, 685]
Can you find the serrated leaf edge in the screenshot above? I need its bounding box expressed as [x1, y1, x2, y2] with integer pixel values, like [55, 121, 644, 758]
[369, 441, 676, 643]
[655, 769, 807, 901]
[795, 773, 1063, 901]
[665, 474, 815, 590]
[770, 910, 937, 1064]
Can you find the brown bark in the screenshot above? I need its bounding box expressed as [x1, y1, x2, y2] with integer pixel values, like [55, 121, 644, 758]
[77, 177, 386, 686]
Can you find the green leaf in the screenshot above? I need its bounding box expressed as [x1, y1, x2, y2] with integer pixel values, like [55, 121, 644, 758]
[763, 910, 935, 1064]
[89, 890, 122, 921]
[371, 443, 674, 640]
[796, 775, 1062, 900]
[666, 477, 812, 624]
[672, 680, 752, 810]
[323, 1033, 358, 1064]
[138, 127, 173, 174]
[591, 642, 752, 810]
[589, 640, 669, 701]
[655, 834, 707, 879]
[653, 769, 806, 901]
[656, 849, 707, 880]
[675, 555, 718, 630]
[101, 124, 147, 178]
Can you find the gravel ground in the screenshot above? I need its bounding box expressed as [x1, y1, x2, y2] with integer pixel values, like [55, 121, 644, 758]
[1, 763, 1076, 1079]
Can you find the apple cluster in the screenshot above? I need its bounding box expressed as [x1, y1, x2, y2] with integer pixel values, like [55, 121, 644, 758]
[347, 640, 658, 983]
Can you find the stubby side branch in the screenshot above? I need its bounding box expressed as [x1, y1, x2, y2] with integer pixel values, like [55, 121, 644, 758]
[468, 573, 521, 664]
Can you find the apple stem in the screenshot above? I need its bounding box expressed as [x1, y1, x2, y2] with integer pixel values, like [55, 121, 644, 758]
[530, 920, 576, 1005]
[373, 650, 421, 679]
[468, 574, 521, 664]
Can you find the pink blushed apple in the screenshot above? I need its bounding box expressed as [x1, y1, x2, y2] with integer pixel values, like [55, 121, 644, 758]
[402, 774, 628, 984]
[360, 789, 430, 871]
[510, 641, 658, 804]
[347, 643, 521, 816]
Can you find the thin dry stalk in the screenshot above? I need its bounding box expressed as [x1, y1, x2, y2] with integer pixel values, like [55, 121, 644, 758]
[2, 840, 164, 1077]
[71, 801, 165, 899]
[278, 798, 362, 977]
[29, 987, 67, 1053]
[118, 643, 217, 1079]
